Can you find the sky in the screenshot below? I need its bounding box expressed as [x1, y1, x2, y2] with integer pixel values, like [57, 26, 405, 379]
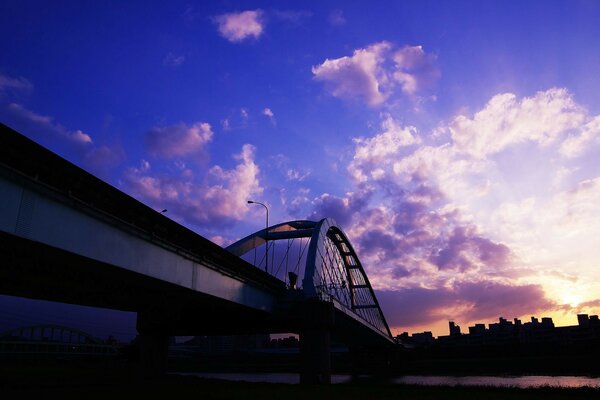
[1, 0, 600, 339]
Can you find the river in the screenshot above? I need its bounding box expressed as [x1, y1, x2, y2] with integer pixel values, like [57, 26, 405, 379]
[180, 372, 600, 388]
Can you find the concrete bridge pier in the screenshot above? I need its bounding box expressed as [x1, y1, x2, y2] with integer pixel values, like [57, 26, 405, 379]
[299, 300, 334, 384]
[136, 309, 170, 378]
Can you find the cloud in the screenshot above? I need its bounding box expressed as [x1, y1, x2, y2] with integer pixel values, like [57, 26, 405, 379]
[349, 114, 420, 182]
[163, 52, 185, 67]
[71, 129, 93, 144]
[280, 187, 311, 217]
[0, 72, 33, 95]
[451, 88, 586, 159]
[306, 87, 600, 333]
[329, 10, 346, 26]
[307, 190, 371, 228]
[6, 103, 93, 145]
[3, 103, 128, 177]
[312, 42, 392, 106]
[312, 42, 439, 106]
[146, 122, 213, 159]
[262, 107, 274, 118]
[214, 10, 264, 43]
[393, 45, 440, 94]
[221, 118, 231, 131]
[262, 107, 275, 125]
[286, 168, 309, 182]
[378, 281, 555, 329]
[84, 144, 125, 170]
[559, 115, 600, 158]
[429, 226, 511, 272]
[272, 10, 312, 25]
[124, 144, 262, 228]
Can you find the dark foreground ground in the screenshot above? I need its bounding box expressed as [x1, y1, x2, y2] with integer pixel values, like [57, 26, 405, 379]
[1, 364, 600, 399]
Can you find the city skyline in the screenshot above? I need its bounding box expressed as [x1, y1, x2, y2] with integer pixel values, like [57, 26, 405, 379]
[1, 1, 600, 337]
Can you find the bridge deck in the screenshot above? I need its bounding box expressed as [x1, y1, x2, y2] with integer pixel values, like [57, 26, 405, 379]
[0, 123, 286, 334]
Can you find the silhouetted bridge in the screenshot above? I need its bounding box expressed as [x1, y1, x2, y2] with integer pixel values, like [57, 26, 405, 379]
[0, 324, 118, 356]
[0, 123, 393, 383]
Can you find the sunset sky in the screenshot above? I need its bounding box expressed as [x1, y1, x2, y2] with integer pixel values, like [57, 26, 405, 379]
[1, 1, 600, 338]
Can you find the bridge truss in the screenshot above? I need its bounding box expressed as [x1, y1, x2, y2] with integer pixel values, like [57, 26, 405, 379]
[227, 218, 392, 339]
[0, 324, 118, 356]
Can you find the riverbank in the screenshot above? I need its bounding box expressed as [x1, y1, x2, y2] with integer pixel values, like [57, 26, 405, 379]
[1, 365, 600, 399]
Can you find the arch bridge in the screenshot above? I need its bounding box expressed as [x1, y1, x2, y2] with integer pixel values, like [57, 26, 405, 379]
[0, 324, 118, 356]
[227, 219, 392, 344]
[227, 219, 393, 382]
[0, 123, 392, 383]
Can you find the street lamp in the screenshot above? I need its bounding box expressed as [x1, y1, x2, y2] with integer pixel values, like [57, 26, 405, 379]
[247, 200, 269, 273]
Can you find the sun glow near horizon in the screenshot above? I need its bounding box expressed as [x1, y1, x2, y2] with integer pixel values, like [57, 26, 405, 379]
[1, 1, 600, 337]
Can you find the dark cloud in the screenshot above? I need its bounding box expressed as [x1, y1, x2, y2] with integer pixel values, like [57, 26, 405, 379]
[307, 190, 370, 227]
[392, 200, 427, 234]
[429, 226, 511, 272]
[377, 287, 456, 327]
[377, 281, 555, 329]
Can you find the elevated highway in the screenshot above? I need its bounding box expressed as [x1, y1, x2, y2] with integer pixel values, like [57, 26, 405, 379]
[0, 123, 394, 383]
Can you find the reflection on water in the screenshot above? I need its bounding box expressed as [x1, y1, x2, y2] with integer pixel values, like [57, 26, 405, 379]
[178, 372, 600, 388]
[394, 375, 600, 388]
[177, 372, 352, 384]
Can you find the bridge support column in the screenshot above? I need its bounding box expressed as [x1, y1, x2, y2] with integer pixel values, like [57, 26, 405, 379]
[299, 300, 334, 384]
[136, 310, 169, 378]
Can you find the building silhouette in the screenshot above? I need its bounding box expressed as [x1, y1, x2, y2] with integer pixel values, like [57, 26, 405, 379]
[397, 313, 600, 349]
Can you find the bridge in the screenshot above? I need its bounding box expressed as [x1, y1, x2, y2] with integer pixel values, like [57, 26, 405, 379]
[0, 123, 393, 383]
[0, 324, 118, 357]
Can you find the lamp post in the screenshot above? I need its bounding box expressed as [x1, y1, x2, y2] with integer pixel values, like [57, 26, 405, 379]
[247, 200, 269, 273]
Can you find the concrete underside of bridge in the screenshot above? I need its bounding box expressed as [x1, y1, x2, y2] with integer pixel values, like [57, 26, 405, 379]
[1, 123, 394, 383]
[0, 231, 277, 336]
[0, 231, 391, 381]
[0, 228, 389, 381]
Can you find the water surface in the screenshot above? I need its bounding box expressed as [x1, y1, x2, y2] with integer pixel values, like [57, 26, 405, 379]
[179, 372, 600, 388]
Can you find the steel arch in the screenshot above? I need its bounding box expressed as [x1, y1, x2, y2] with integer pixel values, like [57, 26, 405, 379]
[0, 324, 103, 344]
[226, 218, 392, 338]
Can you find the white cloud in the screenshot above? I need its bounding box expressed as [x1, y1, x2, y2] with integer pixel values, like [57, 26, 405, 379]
[312, 42, 392, 106]
[490, 176, 600, 290]
[146, 122, 213, 159]
[71, 129, 93, 144]
[124, 144, 262, 227]
[221, 118, 231, 131]
[301, 87, 600, 333]
[451, 88, 586, 159]
[0, 73, 33, 94]
[7, 103, 94, 145]
[559, 115, 600, 158]
[329, 10, 346, 26]
[262, 107, 274, 118]
[215, 10, 264, 43]
[343, 88, 600, 295]
[262, 107, 275, 125]
[286, 169, 310, 182]
[312, 42, 439, 107]
[349, 114, 421, 182]
[204, 144, 262, 220]
[393, 45, 440, 94]
[163, 52, 185, 67]
[8, 103, 53, 126]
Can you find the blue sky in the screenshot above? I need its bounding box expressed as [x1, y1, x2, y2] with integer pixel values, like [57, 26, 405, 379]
[2, 1, 600, 338]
